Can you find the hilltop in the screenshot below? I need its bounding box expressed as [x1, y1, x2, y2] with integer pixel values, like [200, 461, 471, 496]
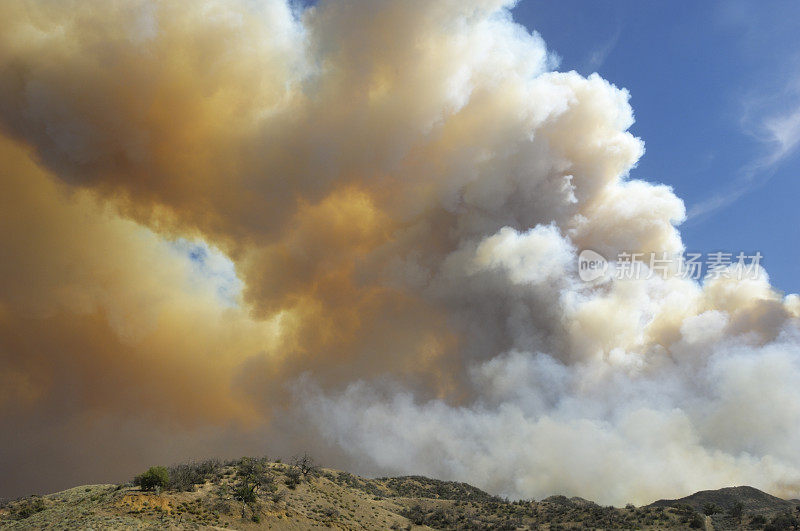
[2, 457, 799, 530]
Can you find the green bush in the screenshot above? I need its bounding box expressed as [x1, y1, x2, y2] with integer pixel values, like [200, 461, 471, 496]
[135, 466, 169, 491]
[285, 467, 301, 489]
[13, 498, 45, 520]
[232, 482, 257, 504]
[237, 457, 273, 490]
[765, 512, 800, 531]
[729, 501, 744, 519]
[402, 505, 426, 526]
[689, 513, 705, 528]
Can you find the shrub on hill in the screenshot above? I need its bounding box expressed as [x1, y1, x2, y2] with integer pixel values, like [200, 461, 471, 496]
[134, 466, 169, 492]
[291, 453, 319, 477]
[285, 467, 302, 489]
[168, 459, 221, 491]
[765, 512, 800, 531]
[11, 497, 45, 520]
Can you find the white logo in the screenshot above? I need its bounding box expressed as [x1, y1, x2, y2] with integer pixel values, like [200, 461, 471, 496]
[578, 249, 608, 282]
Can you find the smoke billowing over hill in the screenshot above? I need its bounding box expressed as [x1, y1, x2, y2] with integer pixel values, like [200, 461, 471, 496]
[1, 0, 799, 505]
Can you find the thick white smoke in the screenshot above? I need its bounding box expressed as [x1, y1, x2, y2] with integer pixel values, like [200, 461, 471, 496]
[284, 0, 800, 505]
[0, 0, 798, 505]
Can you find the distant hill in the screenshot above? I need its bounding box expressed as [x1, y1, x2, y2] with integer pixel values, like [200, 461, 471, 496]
[648, 485, 800, 530]
[2, 457, 799, 529]
[649, 485, 797, 515]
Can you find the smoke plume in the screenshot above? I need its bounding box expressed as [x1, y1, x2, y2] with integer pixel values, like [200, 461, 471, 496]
[1, 0, 799, 505]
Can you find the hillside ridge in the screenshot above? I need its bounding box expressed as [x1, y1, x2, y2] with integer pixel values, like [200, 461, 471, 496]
[2, 457, 799, 530]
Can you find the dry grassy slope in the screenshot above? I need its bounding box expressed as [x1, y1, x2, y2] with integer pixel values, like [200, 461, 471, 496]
[1, 461, 799, 530]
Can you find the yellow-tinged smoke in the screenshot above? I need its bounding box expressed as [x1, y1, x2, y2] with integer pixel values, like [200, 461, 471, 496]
[1, 0, 799, 505]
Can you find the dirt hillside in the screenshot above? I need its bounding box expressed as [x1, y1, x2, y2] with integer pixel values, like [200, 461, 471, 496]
[2, 458, 799, 530]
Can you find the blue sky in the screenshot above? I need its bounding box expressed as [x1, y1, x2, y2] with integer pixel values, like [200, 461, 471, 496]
[513, 0, 800, 294]
[171, 238, 243, 306]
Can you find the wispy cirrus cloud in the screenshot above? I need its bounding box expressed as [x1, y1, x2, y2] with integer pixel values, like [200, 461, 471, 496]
[687, 80, 800, 221]
[687, 1, 800, 222]
[763, 103, 800, 165]
[579, 26, 621, 74]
